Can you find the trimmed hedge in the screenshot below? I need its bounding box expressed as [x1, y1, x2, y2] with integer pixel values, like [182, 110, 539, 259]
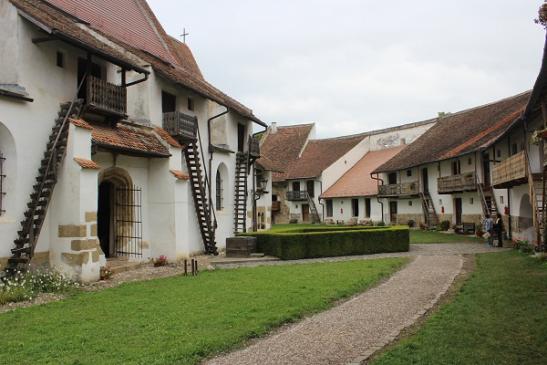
[241, 226, 409, 260]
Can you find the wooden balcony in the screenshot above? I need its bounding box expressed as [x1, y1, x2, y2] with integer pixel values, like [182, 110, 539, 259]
[286, 191, 309, 201]
[86, 76, 127, 117]
[272, 201, 281, 212]
[378, 181, 419, 197]
[162, 112, 197, 142]
[249, 136, 260, 158]
[437, 172, 477, 194]
[492, 151, 527, 189]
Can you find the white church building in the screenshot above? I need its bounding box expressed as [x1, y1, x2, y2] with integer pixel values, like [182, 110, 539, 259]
[0, 0, 265, 281]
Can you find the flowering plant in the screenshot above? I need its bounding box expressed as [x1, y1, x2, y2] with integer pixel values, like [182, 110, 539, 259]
[153, 255, 168, 267]
[100, 267, 113, 281]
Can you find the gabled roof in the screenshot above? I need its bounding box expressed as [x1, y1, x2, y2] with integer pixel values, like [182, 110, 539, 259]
[286, 134, 366, 180]
[374, 91, 531, 173]
[12, 0, 264, 125]
[321, 145, 406, 199]
[258, 124, 314, 182]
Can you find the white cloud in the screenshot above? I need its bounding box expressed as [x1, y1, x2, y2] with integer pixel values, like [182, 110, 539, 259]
[149, 0, 545, 138]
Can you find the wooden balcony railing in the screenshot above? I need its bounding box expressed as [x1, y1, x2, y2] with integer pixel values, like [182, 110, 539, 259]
[86, 76, 127, 117]
[492, 151, 527, 188]
[286, 191, 309, 201]
[437, 171, 477, 194]
[162, 112, 197, 142]
[249, 136, 260, 157]
[272, 201, 281, 212]
[378, 181, 419, 197]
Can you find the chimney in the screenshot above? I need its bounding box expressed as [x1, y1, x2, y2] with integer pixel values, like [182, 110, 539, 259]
[270, 122, 278, 134]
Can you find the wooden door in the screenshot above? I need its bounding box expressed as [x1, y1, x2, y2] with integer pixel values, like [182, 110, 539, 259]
[454, 198, 463, 225]
[422, 168, 429, 193]
[483, 153, 491, 188]
[389, 201, 397, 224]
[302, 204, 310, 222]
[237, 124, 246, 152]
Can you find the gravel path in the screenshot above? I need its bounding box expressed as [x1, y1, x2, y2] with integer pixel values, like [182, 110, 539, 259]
[206, 254, 464, 365]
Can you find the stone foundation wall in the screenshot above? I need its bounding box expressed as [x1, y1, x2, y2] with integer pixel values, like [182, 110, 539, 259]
[395, 213, 425, 226]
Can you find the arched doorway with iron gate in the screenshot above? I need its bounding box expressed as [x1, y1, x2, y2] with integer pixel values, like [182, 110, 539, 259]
[97, 167, 142, 258]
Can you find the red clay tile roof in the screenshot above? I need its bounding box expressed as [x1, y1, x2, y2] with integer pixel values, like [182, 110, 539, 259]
[70, 118, 93, 130]
[91, 122, 170, 157]
[170, 169, 189, 181]
[154, 127, 182, 148]
[258, 124, 314, 182]
[321, 146, 406, 199]
[374, 91, 531, 173]
[15, 0, 264, 125]
[10, 0, 147, 73]
[46, 0, 178, 64]
[167, 36, 204, 80]
[286, 134, 366, 180]
[73, 157, 100, 169]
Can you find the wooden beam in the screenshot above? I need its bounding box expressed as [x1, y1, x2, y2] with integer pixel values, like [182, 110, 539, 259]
[32, 36, 56, 44]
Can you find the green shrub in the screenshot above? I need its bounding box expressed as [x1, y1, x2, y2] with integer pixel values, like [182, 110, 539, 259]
[242, 226, 409, 260]
[440, 220, 450, 231]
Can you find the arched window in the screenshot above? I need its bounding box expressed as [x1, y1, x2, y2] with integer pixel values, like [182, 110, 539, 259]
[0, 151, 5, 216]
[216, 169, 223, 210]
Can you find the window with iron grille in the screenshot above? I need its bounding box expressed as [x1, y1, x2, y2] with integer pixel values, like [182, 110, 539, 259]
[216, 169, 223, 210]
[0, 152, 6, 216]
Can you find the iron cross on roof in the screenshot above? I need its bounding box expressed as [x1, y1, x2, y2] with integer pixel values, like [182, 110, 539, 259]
[181, 28, 190, 43]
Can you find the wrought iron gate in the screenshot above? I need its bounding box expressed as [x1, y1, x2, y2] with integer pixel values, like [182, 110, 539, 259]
[114, 185, 142, 257]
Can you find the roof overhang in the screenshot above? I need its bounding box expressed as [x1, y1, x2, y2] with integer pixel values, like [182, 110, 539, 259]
[18, 9, 150, 75]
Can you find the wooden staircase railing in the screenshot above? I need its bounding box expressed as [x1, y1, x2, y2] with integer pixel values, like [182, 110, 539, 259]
[5, 97, 84, 275]
[419, 191, 439, 227]
[306, 192, 321, 224]
[233, 152, 249, 234]
[477, 183, 500, 220]
[184, 142, 218, 255]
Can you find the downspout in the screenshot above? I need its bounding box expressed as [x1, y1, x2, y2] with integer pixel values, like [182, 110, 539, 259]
[207, 107, 229, 230]
[252, 128, 268, 232]
[371, 173, 385, 223]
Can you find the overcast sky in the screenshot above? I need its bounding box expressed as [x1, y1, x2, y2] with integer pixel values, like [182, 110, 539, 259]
[149, 0, 545, 138]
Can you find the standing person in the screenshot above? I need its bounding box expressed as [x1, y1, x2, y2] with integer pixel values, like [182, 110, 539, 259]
[494, 216, 504, 247]
[483, 214, 494, 247]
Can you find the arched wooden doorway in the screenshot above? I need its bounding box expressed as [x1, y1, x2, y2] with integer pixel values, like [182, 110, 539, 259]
[97, 168, 142, 258]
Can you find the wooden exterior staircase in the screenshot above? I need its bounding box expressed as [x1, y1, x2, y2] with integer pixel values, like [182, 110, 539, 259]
[306, 192, 321, 223]
[184, 142, 218, 255]
[5, 99, 84, 274]
[419, 192, 439, 227]
[523, 147, 545, 247]
[478, 183, 500, 221]
[233, 152, 249, 234]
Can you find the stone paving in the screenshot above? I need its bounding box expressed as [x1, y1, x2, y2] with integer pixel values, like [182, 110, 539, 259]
[206, 244, 505, 365]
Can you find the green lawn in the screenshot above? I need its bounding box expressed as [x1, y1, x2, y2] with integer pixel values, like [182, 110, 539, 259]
[0, 258, 406, 365]
[373, 251, 547, 365]
[409, 230, 483, 244]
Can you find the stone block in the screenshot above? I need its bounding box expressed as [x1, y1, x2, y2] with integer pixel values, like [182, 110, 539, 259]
[90, 224, 97, 237]
[62, 252, 90, 266]
[71, 239, 99, 251]
[85, 211, 97, 222]
[59, 225, 87, 238]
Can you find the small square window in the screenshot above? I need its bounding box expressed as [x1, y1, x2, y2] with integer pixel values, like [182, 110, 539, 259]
[406, 170, 412, 177]
[409, 200, 413, 206]
[500, 196, 504, 204]
[497, 149, 501, 158]
[468, 157, 472, 165]
[187, 97, 194, 111]
[470, 198, 474, 204]
[439, 199, 443, 205]
[56, 51, 64, 68]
